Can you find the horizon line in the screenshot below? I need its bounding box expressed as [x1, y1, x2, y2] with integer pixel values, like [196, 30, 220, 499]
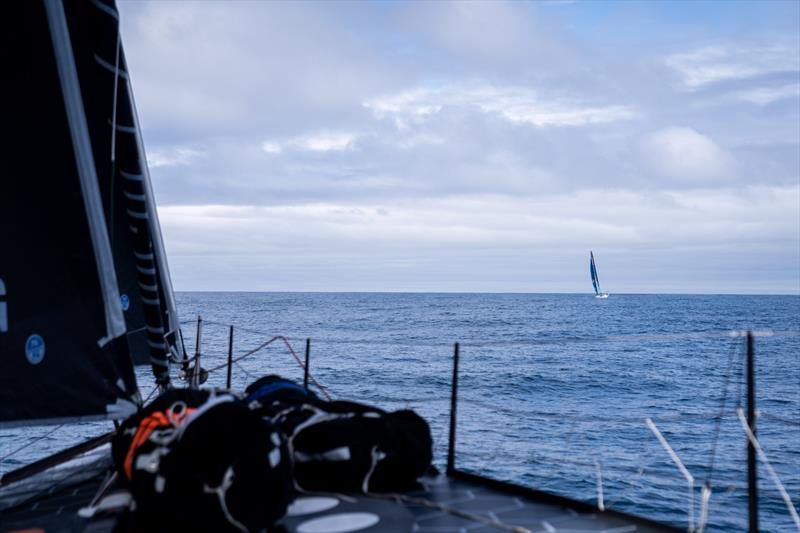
[172, 290, 800, 297]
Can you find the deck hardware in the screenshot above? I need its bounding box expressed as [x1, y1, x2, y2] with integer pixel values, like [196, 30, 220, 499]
[447, 342, 459, 476]
[304, 338, 311, 389]
[226, 325, 234, 389]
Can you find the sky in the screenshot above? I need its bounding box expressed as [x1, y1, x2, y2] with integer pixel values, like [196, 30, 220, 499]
[118, 0, 800, 294]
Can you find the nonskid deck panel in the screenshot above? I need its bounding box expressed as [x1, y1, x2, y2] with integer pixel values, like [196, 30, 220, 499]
[0, 458, 676, 532]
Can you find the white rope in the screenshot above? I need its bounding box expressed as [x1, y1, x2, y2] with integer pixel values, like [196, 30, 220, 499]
[594, 459, 605, 511]
[203, 466, 247, 533]
[361, 445, 384, 494]
[696, 482, 712, 533]
[646, 418, 695, 532]
[736, 407, 800, 530]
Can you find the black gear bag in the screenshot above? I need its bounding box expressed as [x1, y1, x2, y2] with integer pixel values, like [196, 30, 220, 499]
[112, 389, 291, 532]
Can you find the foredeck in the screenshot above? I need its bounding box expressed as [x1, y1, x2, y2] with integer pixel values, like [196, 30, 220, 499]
[280, 472, 676, 533]
[0, 453, 677, 533]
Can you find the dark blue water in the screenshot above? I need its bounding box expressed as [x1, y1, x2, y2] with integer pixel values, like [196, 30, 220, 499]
[3, 293, 799, 531]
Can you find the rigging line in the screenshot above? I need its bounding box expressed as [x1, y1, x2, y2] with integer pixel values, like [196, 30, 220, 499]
[472, 429, 691, 486]
[736, 407, 800, 530]
[204, 335, 332, 400]
[459, 329, 796, 348]
[204, 336, 280, 370]
[0, 424, 65, 466]
[175, 321, 800, 350]
[603, 467, 646, 509]
[234, 361, 256, 381]
[186, 317, 800, 341]
[459, 397, 730, 423]
[703, 496, 747, 532]
[142, 385, 160, 405]
[645, 419, 694, 484]
[80, 470, 118, 515]
[760, 412, 800, 427]
[107, 23, 121, 251]
[372, 397, 451, 405]
[232, 332, 452, 349]
[706, 336, 741, 484]
[521, 451, 689, 484]
[645, 417, 695, 532]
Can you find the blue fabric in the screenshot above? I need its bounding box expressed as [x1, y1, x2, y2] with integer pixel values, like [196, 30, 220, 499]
[245, 381, 308, 404]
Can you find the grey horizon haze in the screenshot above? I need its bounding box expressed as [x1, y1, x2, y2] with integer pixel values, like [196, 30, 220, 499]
[118, 0, 800, 295]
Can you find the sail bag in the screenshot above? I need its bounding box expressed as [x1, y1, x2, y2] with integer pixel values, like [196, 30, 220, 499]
[246, 376, 433, 493]
[112, 389, 292, 532]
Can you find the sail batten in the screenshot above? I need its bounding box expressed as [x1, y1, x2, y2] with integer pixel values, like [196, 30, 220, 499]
[61, 0, 183, 372]
[126, 77, 183, 355]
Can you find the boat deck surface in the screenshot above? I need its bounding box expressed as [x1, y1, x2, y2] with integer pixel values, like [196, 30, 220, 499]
[0, 456, 675, 533]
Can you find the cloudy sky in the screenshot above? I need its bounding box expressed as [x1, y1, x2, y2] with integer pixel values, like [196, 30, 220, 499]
[118, 0, 799, 294]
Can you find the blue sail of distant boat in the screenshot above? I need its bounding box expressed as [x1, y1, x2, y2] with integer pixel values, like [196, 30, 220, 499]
[589, 251, 601, 295]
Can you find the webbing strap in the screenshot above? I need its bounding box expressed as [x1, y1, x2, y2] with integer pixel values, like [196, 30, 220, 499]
[123, 406, 196, 479]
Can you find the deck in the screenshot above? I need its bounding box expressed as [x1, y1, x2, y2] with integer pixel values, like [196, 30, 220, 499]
[0, 449, 677, 533]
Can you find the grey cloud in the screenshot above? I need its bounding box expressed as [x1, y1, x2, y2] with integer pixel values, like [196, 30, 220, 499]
[118, 1, 799, 293]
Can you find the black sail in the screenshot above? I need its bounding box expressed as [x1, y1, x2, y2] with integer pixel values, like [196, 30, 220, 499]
[62, 0, 183, 372]
[0, 0, 143, 426]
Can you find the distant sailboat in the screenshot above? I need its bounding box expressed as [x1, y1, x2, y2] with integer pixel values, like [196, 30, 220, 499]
[590, 251, 609, 298]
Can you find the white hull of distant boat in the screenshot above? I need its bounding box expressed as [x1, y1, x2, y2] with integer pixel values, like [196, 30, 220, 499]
[589, 252, 609, 298]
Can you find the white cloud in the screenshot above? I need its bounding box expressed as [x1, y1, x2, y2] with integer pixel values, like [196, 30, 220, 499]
[639, 127, 736, 184]
[365, 85, 638, 128]
[158, 184, 799, 292]
[730, 84, 800, 106]
[261, 142, 283, 154]
[159, 186, 798, 254]
[298, 132, 357, 152]
[147, 146, 205, 168]
[262, 131, 358, 154]
[666, 43, 800, 89]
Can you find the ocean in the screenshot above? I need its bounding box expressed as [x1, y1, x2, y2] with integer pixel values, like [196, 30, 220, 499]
[2, 292, 799, 531]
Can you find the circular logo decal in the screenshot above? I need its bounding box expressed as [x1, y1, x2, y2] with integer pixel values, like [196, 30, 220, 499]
[121, 294, 130, 311]
[25, 334, 46, 365]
